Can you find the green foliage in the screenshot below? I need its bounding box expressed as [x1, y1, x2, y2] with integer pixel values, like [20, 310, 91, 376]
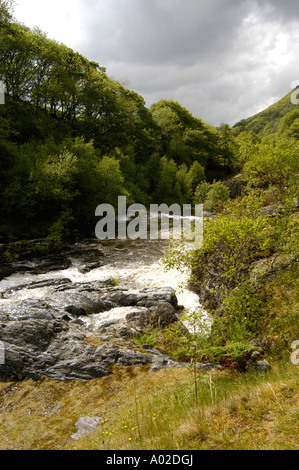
[163, 310, 256, 370]
[188, 161, 205, 190]
[203, 181, 231, 212]
[242, 137, 299, 194]
[46, 209, 74, 245]
[191, 198, 276, 287]
[133, 329, 159, 349]
[194, 180, 230, 211]
[165, 179, 298, 354]
[150, 99, 235, 177]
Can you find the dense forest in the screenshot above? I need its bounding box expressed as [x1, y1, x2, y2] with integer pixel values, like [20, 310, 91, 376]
[0, 0, 238, 243]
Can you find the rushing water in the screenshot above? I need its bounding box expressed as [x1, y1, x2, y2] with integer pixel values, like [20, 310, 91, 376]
[0, 216, 212, 334]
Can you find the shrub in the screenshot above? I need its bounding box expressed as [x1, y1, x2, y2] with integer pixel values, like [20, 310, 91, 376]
[194, 180, 230, 212]
[204, 181, 230, 212]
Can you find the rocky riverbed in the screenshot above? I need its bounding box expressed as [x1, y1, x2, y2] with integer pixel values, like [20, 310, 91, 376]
[0, 238, 216, 381]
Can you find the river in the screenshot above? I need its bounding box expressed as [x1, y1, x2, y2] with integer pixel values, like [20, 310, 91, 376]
[0, 216, 212, 335]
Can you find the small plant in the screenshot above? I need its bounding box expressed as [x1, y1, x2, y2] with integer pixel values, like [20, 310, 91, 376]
[133, 329, 159, 349]
[3, 249, 18, 262]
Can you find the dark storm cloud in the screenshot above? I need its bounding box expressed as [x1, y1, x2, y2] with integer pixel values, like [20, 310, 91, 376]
[76, 0, 299, 126]
[81, 0, 248, 65]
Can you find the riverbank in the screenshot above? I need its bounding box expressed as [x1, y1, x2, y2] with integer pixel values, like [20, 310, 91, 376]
[0, 360, 298, 450]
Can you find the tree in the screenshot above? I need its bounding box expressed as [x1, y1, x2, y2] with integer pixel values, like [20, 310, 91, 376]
[175, 163, 193, 204]
[188, 161, 205, 191]
[154, 156, 178, 204]
[0, 22, 36, 101]
[218, 123, 237, 168]
[204, 181, 230, 212]
[96, 155, 130, 207]
[0, 0, 14, 23]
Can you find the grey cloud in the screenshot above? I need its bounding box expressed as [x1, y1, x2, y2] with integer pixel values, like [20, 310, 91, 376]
[81, 0, 248, 65]
[75, 0, 299, 126]
[256, 0, 299, 22]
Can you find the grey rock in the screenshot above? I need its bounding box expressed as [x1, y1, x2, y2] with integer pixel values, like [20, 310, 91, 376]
[126, 302, 179, 330]
[73, 296, 108, 314]
[263, 204, 283, 217]
[246, 359, 271, 373]
[71, 416, 102, 440]
[65, 305, 87, 317]
[109, 291, 138, 306]
[137, 287, 178, 308]
[103, 287, 178, 309]
[0, 318, 187, 381]
[244, 350, 271, 373]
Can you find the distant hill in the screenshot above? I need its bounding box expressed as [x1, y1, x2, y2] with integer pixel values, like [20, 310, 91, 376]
[232, 89, 299, 136]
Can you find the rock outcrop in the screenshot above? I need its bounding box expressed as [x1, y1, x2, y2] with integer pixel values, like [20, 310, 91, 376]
[0, 279, 194, 381]
[0, 317, 187, 381]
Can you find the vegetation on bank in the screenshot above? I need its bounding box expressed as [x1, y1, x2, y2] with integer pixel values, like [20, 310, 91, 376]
[163, 136, 299, 369]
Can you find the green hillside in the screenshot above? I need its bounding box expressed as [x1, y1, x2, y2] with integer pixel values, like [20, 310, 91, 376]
[232, 89, 299, 136]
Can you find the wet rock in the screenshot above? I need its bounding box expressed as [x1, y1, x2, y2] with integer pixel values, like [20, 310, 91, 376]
[137, 287, 178, 308]
[0, 265, 15, 281]
[108, 291, 138, 306]
[0, 240, 105, 280]
[0, 299, 60, 321]
[103, 287, 178, 309]
[126, 302, 179, 330]
[77, 262, 101, 274]
[73, 296, 108, 314]
[32, 259, 72, 274]
[0, 318, 186, 381]
[64, 305, 87, 317]
[5, 278, 72, 294]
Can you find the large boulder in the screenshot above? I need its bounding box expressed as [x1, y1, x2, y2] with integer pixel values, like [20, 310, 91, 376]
[0, 318, 183, 381]
[103, 286, 178, 308]
[126, 302, 180, 330]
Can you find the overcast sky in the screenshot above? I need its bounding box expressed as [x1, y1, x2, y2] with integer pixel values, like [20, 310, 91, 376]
[13, 0, 299, 126]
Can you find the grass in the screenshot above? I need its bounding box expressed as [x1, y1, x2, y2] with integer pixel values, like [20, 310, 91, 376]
[0, 360, 298, 450]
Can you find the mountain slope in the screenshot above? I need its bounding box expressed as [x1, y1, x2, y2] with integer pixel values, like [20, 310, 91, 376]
[232, 89, 299, 136]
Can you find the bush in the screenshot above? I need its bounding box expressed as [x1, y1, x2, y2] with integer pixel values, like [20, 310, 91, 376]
[242, 137, 299, 195]
[204, 181, 230, 211]
[194, 180, 230, 212]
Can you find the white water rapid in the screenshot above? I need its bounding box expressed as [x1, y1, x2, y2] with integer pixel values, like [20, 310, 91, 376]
[0, 217, 212, 334]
